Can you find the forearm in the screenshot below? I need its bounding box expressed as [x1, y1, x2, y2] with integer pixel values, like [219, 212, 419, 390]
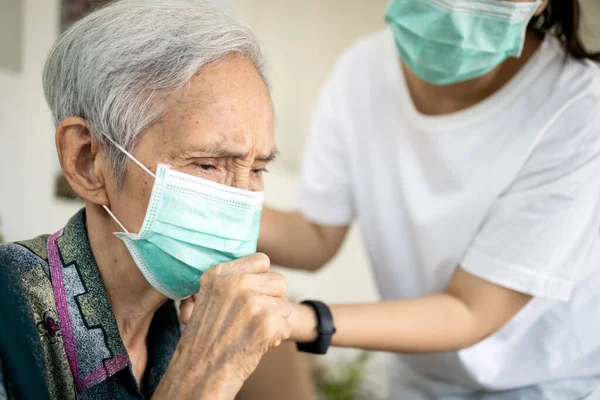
[292, 294, 482, 353]
[331, 295, 483, 353]
[293, 280, 530, 355]
[259, 207, 345, 271]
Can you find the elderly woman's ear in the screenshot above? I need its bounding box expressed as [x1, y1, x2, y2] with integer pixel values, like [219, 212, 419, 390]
[55, 116, 109, 206]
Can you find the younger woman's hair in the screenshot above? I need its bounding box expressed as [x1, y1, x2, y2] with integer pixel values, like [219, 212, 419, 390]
[530, 0, 600, 62]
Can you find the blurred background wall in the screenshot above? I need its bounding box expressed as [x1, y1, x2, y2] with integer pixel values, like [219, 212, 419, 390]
[1, 0, 599, 397]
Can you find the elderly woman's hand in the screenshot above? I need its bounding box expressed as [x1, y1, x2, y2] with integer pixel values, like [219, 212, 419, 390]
[153, 253, 292, 400]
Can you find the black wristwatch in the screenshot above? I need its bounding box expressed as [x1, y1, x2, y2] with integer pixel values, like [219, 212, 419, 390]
[296, 300, 336, 355]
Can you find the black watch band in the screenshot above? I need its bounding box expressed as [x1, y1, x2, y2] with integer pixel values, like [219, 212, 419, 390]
[296, 300, 336, 355]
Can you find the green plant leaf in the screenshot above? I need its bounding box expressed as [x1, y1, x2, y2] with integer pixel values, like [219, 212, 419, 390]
[312, 352, 382, 400]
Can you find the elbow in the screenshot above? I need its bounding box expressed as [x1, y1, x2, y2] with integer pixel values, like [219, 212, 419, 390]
[293, 242, 340, 272]
[299, 248, 339, 272]
[301, 257, 330, 272]
[302, 263, 323, 272]
[269, 253, 329, 272]
[441, 301, 496, 352]
[312, 245, 344, 272]
[455, 332, 487, 351]
[454, 322, 500, 351]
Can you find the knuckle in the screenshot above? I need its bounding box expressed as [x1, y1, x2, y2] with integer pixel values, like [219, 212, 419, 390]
[245, 296, 264, 317]
[212, 263, 225, 276]
[274, 273, 288, 292]
[200, 271, 211, 286]
[261, 313, 281, 336]
[254, 253, 271, 270]
[236, 273, 251, 288]
[201, 264, 220, 283]
[211, 275, 236, 297]
[221, 274, 243, 293]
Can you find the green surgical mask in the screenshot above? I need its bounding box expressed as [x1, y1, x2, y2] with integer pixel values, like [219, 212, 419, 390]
[103, 136, 263, 300]
[385, 0, 541, 85]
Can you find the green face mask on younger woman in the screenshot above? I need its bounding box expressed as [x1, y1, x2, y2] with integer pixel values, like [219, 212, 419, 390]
[385, 0, 541, 85]
[103, 135, 263, 300]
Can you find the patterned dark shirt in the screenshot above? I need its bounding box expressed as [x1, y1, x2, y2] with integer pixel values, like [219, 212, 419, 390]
[0, 209, 181, 399]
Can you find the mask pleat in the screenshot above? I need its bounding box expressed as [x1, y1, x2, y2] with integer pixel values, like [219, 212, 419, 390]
[114, 164, 264, 299]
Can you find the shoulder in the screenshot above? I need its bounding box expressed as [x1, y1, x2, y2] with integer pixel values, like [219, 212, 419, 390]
[514, 76, 600, 192]
[536, 65, 600, 166]
[0, 239, 53, 400]
[548, 34, 600, 98]
[533, 35, 600, 113]
[0, 235, 50, 274]
[0, 236, 52, 301]
[527, 36, 600, 163]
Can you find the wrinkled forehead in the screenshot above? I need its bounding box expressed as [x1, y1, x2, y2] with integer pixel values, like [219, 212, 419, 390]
[148, 56, 275, 160]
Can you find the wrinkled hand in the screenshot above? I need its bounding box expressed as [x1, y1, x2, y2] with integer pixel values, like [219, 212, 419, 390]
[154, 254, 292, 400]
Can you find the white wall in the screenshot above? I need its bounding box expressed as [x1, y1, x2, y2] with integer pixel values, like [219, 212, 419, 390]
[236, 0, 389, 172]
[0, 0, 23, 73]
[0, 0, 82, 243]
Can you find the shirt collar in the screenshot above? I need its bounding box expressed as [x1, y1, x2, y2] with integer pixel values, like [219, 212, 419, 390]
[49, 209, 180, 393]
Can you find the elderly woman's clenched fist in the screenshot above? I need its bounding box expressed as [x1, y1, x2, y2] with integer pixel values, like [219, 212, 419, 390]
[155, 254, 291, 400]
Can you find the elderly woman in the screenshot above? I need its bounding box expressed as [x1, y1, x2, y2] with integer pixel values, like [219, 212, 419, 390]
[0, 1, 313, 399]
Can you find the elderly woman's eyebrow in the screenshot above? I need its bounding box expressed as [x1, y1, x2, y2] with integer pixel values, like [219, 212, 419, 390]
[258, 151, 278, 162]
[182, 144, 278, 161]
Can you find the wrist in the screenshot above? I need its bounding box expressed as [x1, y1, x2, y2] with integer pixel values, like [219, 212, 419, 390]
[290, 303, 319, 343]
[158, 351, 243, 400]
[295, 300, 336, 354]
[196, 371, 242, 400]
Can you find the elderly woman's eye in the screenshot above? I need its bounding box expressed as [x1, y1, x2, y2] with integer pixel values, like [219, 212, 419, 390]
[198, 164, 217, 171]
[252, 168, 268, 175]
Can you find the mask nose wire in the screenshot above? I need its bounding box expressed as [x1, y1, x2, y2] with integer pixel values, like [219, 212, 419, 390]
[101, 133, 157, 234]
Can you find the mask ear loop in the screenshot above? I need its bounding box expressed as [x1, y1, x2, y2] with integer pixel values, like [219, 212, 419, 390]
[102, 134, 156, 179]
[101, 133, 157, 233]
[103, 205, 130, 234]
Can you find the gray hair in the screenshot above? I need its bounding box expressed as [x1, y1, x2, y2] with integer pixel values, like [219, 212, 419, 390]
[43, 0, 265, 182]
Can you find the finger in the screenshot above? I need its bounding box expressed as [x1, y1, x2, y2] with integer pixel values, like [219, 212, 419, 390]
[280, 318, 292, 342]
[217, 253, 271, 275]
[240, 272, 288, 297]
[179, 295, 196, 325]
[262, 314, 292, 346]
[261, 296, 293, 319]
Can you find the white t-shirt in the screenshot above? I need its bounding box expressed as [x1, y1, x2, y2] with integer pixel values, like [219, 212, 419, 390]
[296, 28, 600, 399]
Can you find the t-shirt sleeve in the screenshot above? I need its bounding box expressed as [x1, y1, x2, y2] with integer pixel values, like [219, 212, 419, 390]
[461, 103, 600, 301]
